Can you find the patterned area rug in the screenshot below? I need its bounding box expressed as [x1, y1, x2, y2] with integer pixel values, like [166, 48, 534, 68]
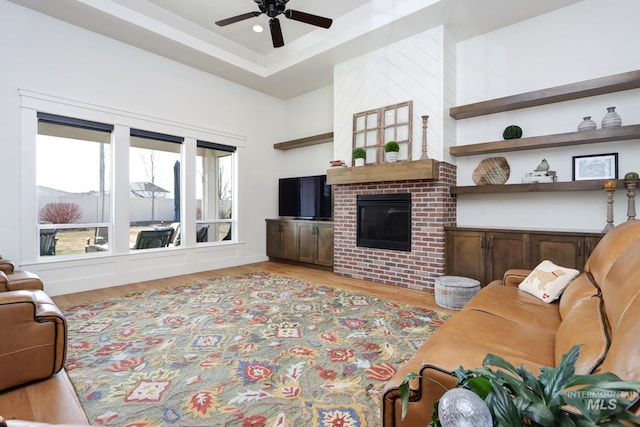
[62, 272, 449, 426]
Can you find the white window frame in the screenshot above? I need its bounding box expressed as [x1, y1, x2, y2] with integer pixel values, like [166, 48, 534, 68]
[19, 90, 244, 262]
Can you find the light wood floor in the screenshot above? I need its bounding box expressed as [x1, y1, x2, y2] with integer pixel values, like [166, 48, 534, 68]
[0, 261, 453, 424]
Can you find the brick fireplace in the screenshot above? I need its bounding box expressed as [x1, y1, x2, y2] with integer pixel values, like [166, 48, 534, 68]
[331, 161, 456, 292]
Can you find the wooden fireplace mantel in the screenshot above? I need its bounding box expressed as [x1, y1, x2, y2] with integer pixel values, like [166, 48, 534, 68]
[326, 159, 439, 185]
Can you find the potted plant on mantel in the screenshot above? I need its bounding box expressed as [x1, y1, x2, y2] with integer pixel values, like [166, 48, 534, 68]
[385, 140, 400, 163]
[399, 345, 640, 427]
[353, 147, 366, 166]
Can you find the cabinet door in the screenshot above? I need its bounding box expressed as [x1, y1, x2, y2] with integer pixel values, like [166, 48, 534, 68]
[281, 222, 299, 260]
[531, 234, 585, 270]
[315, 223, 334, 266]
[445, 230, 485, 284]
[485, 232, 529, 283]
[584, 236, 601, 265]
[266, 221, 283, 258]
[298, 223, 316, 263]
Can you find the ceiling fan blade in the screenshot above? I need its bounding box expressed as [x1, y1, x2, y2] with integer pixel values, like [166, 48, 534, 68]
[215, 11, 261, 27]
[284, 9, 332, 29]
[270, 18, 284, 48]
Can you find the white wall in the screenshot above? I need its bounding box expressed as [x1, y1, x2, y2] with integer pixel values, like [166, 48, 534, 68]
[454, 0, 640, 230]
[0, 1, 294, 295]
[333, 26, 448, 164]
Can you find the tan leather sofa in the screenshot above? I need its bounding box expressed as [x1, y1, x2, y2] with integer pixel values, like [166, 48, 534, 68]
[382, 220, 640, 426]
[0, 259, 67, 392]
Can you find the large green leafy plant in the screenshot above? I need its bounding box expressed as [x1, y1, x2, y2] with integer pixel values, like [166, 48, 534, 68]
[399, 345, 640, 427]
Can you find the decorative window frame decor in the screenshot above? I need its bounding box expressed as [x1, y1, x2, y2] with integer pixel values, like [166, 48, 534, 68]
[352, 101, 412, 164]
[572, 153, 618, 181]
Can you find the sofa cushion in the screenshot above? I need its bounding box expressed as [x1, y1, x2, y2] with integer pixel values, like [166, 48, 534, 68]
[412, 309, 556, 374]
[585, 219, 640, 288]
[518, 260, 579, 303]
[555, 296, 609, 374]
[464, 282, 561, 334]
[558, 273, 600, 319]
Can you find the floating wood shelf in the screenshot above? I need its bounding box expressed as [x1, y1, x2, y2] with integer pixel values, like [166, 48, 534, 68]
[327, 159, 439, 185]
[450, 124, 640, 157]
[274, 132, 333, 150]
[449, 69, 640, 120]
[450, 179, 625, 195]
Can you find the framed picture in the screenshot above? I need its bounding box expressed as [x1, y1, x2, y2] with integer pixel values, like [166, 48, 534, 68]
[572, 153, 618, 181]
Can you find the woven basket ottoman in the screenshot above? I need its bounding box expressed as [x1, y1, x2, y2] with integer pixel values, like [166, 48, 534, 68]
[434, 275, 481, 310]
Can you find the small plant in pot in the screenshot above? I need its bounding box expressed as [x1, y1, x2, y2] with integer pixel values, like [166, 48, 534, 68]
[352, 147, 366, 166]
[385, 141, 400, 163]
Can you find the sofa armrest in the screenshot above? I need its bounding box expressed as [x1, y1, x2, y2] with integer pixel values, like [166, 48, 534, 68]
[0, 290, 67, 391]
[502, 269, 531, 287]
[0, 270, 44, 292]
[0, 259, 14, 275]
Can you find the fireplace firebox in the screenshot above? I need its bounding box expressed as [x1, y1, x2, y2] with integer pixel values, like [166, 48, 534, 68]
[357, 193, 411, 251]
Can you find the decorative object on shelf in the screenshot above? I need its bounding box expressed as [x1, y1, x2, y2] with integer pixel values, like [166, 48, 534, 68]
[437, 388, 492, 427]
[572, 152, 618, 181]
[522, 171, 556, 184]
[535, 158, 549, 172]
[577, 116, 597, 131]
[352, 147, 366, 167]
[384, 140, 400, 163]
[329, 160, 346, 167]
[603, 180, 617, 232]
[420, 115, 429, 160]
[472, 157, 510, 185]
[625, 171, 638, 221]
[522, 159, 556, 183]
[602, 106, 622, 128]
[502, 125, 523, 139]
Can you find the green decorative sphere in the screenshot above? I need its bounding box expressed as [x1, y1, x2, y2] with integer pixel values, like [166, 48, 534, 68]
[625, 171, 639, 181]
[503, 125, 523, 140]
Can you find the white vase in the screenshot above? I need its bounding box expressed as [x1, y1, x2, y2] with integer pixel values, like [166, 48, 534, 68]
[577, 116, 597, 131]
[385, 152, 399, 163]
[602, 106, 622, 128]
[354, 158, 365, 167]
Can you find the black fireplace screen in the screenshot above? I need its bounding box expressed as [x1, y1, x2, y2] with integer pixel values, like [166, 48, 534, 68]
[357, 193, 411, 251]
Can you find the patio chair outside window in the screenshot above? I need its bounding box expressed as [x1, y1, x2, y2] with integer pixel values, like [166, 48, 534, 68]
[39, 229, 57, 256]
[131, 229, 173, 250]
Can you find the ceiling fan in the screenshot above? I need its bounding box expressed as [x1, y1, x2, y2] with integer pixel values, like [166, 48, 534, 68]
[215, 0, 333, 48]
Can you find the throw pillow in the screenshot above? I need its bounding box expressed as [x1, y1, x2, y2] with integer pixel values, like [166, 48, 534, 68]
[519, 260, 580, 303]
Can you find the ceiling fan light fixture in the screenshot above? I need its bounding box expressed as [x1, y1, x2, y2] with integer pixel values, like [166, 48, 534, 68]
[215, 0, 332, 48]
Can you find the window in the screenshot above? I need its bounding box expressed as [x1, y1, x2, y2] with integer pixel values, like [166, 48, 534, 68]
[129, 129, 182, 250]
[196, 141, 235, 243]
[36, 113, 113, 257]
[29, 103, 240, 260]
[353, 101, 413, 164]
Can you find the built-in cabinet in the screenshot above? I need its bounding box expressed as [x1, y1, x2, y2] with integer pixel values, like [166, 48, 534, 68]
[266, 219, 334, 268]
[445, 227, 602, 286]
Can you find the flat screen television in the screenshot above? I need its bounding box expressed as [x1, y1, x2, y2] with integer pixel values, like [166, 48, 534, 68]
[278, 175, 332, 219]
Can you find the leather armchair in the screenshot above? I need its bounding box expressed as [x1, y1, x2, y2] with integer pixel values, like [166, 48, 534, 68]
[0, 258, 15, 275]
[0, 270, 43, 292]
[0, 257, 44, 291]
[0, 289, 67, 391]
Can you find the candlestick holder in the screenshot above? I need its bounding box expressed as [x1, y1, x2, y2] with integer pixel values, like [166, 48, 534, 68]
[626, 180, 637, 221]
[603, 188, 616, 232]
[420, 115, 429, 160]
